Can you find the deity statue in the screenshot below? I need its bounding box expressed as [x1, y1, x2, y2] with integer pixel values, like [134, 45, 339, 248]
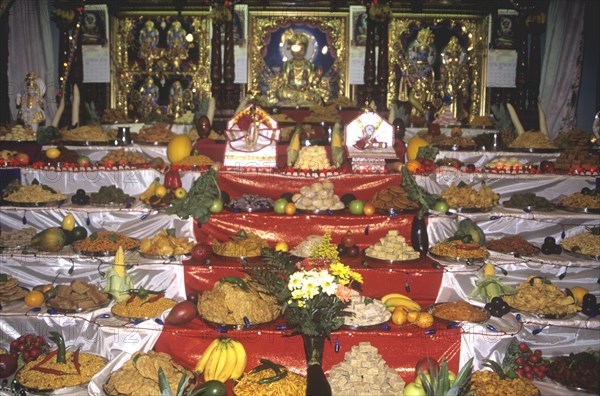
[138, 76, 160, 118]
[166, 21, 189, 66]
[19, 72, 46, 131]
[139, 20, 160, 62]
[399, 27, 437, 116]
[439, 36, 470, 122]
[168, 81, 185, 118]
[268, 29, 330, 106]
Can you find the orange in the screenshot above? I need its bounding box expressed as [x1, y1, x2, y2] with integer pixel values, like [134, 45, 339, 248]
[415, 312, 434, 329]
[406, 160, 421, 174]
[570, 286, 588, 306]
[391, 307, 408, 325]
[24, 290, 45, 307]
[363, 203, 376, 216]
[407, 310, 420, 323]
[284, 202, 296, 216]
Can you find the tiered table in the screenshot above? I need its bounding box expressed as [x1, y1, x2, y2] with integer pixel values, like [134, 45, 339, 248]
[1, 153, 599, 394]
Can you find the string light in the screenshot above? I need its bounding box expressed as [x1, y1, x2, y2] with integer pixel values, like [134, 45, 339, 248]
[57, 6, 85, 98]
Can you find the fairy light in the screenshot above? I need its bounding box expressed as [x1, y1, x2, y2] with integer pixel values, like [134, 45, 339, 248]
[57, 6, 85, 98]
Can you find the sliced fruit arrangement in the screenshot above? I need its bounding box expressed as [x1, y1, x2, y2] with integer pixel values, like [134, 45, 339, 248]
[195, 338, 247, 383]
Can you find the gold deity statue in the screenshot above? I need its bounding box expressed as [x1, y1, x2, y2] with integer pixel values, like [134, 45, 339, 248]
[439, 36, 470, 122]
[267, 29, 330, 106]
[399, 27, 437, 116]
[20, 72, 46, 131]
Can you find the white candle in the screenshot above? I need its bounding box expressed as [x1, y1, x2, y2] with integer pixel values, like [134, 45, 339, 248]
[506, 103, 525, 136]
[72, 84, 80, 126]
[16, 94, 21, 106]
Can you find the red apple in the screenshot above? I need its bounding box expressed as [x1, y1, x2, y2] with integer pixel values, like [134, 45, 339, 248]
[0, 353, 18, 378]
[539, 160, 555, 174]
[14, 153, 29, 165]
[191, 244, 211, 261]
[77, 155, 91, 167]
[415, 357, 439, 377]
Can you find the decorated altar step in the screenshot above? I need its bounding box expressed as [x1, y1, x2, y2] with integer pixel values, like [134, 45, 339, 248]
[154, 314, 463, 383]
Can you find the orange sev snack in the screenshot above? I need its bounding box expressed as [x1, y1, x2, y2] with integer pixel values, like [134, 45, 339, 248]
[73, 230, 139, 253]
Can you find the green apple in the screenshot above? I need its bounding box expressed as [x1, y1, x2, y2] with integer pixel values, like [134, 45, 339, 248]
[348, 199, 364, 215]
[433, 199, 449, 213]
[403, 382, 426, 396]
[273, 198, 288, 214]
[209, 198, 224, 213]
[414, 373, 431, 387]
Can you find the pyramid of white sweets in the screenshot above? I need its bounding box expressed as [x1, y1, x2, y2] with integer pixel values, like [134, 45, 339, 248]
[364, 230, 420, 261]
[294, 145, 330, 170]
[328, 342, 405, 396]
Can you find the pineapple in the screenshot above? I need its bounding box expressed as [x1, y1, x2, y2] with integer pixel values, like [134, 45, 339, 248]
[420, 357, 473, 396]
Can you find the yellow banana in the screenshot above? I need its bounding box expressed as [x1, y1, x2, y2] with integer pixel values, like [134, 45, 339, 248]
[204, 342, 224, 381]
[381, 293, 414, 305]
[331, 130, 342, 147]
[390, 299, 421, 312]
[229, 340, 247, 380]
[140, 177, 161, 202]
[216, 341, 237, 382]
[194, 338, 220, 374]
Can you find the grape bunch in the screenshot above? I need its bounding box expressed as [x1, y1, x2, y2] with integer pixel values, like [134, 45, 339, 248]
[9, 334, 50, 363]
[513, 342, 549, 381]
[541, 236, 562, 255]
[484, 296, 510, 317]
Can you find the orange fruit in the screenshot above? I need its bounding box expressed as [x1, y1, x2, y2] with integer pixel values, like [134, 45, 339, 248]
[284, 202, 296, 216]
[24, 290, 45, 307]
[570, 286, 588, 306]
[407, 310, 420, 323]
[391, 307, 408, 325]
[415, 312, 434, 329]
[406, 160, 421, 173]
[363, 203, 376, 216]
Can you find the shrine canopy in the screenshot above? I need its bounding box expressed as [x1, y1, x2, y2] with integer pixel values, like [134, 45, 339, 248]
[345, 110, 396, 160]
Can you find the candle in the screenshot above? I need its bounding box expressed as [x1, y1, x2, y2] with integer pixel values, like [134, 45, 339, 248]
[16, 94, 21, 106]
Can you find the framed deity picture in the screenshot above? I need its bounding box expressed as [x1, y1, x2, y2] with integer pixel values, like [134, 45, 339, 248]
[246, 12, 348, 107]
[387, 15, 489, 125]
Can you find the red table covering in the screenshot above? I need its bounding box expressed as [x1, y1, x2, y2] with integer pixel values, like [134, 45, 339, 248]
[154, 254, 458, 382]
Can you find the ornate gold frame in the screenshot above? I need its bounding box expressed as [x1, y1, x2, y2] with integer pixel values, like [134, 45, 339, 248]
[247, 12, 348, 103]
[387, 15, 489, 120]
[110, 12, 211, 119]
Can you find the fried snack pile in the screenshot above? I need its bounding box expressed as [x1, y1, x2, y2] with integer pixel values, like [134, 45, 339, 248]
[211, 232, 269, 257]
[501, 276, 580, 316]
[370, 186, 419, 212]
[104, 351, 191, 396]
[441, 183, 499, 208]
[430, 240, 489, 259]
[61, 125, 111, 141]
[470, 370, 540, 396]
[508, 131, 557, 149]
[556, 192, 600, 209]
[73, 231, 139, 254]
[112, 296, 177, 319]
[133, 123, 174, 143]
[3, 184, 66, 203]
[139, 229, 194, 256]
[198, 278, 281, 325]
[0, 274, 28, 302]
[431, 301, 489, 322]
[560, 231, 600, 256]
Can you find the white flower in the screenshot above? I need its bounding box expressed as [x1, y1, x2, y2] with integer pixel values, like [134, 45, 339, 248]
[319, 271, 337, 295]
[288, 271, 306, 290]
[301, 276, 320, 300]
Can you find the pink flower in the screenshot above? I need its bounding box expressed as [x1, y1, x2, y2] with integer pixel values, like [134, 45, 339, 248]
[335, 285, 352, 302]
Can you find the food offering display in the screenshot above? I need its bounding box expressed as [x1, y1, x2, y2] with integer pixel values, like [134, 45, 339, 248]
[197, 275, 281, 327]
[100, 149, 149, 166]
[364, 230, 420, 262]
[225, 194, 274, 212]
[112, 288, 177, 320]
[131, 123, 175, 145]
[430, 240, 489, 262]
[139, 169, 186, 209]
[138, 228, 195, 258]
[291, 180, 345, 212]
[500, 276, 580, 318]
[428, 301, 491, 323]
[0, 124, 36, 141]
[60, 124, 115, 144]
[506, 104, 558, 152]
[441, 182, 499, 211]
[87, 185, 136, 207]
[369, 185, 419, 213]
[503, 193, 555, 211]
[44, 281, 111, 312]
[0, 273, 28, 303]
[72, 230, 140, 257]
[233, 359, 306, 396]
[342, 291, 391, 329]
[547, 351, 600, 393]
[223, 104, 280, 168]
[345, 109, 397, 173]
[290, 235, 323, 258]
[210, 230, 269, 258]
[1, 180, 66, 206]
[485, 236, 540, 256]
[194, 337, 248, 383]
[16, 332, 106, 392]
[555, 188, 600, 213]
[560, 227, 600, 260]
[0, 228, 36, 251]
[104, 351, 192, 395]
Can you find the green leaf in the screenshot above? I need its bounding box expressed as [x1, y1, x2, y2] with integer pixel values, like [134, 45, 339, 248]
[90, 232, 98, 241]
[166, 228, 176, 237]
[158, 367, 174, 396]
[109, 232, 118, 242]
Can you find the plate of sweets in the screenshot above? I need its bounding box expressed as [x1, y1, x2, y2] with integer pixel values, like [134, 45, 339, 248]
[211, 230, 269, 259]
[72, 230, 140, 257]
[111, 288, 177, 321]
[427, 300, 491, 323]
[485, 235, 540, 257]
[441, 182, 499, 213]
[429, 240, 489, 263]
[554, 189, 600, 214]
[2, 182, 66, 207]
[364, 230, 421, 263]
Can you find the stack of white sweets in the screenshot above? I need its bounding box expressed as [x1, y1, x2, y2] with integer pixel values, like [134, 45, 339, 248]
[294, 145, 330, 170]
[343, 290, 391, 327]
[365, 230, 420, 261]
[328, 342, 405, 396]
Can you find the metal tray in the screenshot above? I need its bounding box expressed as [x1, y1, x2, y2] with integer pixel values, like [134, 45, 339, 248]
[504, 147, 561, 153]
[428, 251, 489, 263]
[436, 144, 477, 151]
[375, 207, 419, 215]
[295, 208, 345, 215]
[554, 204, 600, 214]
[111, 297, 176, 321]
[502, 202, 556, 212]
[486, 245, 540, 257]
[225, 205, 273, 213]
[427, 302, 491, 324]
[562, 248, 600, 261]
[138, 250, 191, 261]
[73, 239, 140, 257]
[341, 319, 391, 331]
[2, 198, 66, 207]
[200, 316, 279, 330]
[60, 140, 115, 146]
[363, 250, 422, 264]
[133, 140, 170, 146]
[449, 206, 494, 214]
[46, 294, 112, 314]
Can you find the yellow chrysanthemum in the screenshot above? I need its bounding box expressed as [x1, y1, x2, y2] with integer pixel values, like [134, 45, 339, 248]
[349, 271, 363, 283]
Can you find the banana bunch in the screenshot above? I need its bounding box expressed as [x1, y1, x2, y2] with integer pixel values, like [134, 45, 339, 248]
[382, 292, 421, 313]
[195, 338, 247, 383]
[140, 177, 161, 202]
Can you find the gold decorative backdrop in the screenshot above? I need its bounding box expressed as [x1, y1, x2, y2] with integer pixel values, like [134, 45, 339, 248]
[387, 15, 489, 123]
[247, 13, 348, 104]
[111, 14, 211, 120]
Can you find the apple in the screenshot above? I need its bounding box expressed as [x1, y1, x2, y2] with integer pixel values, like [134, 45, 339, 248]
[14, 153, 29, 165]
[415, 356, 439, 377]
[433, 200, 449, 213]
[0, 353, 18, 378]
[191, 244, 210, 261]
[414, 373, 431, 387]
[273, 198, 288, 214]
[341, 231, 356, 248]
[403, 382, 426, 396]
[349, 199, 364, 215]
[346, 245, 360, 257]
[209, 198, 224, 213]
[539, 160, 555, 174]
[77, 155, 91, 167]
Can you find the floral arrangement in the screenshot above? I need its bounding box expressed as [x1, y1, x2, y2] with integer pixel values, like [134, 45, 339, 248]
[246, 232, 363, 337]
